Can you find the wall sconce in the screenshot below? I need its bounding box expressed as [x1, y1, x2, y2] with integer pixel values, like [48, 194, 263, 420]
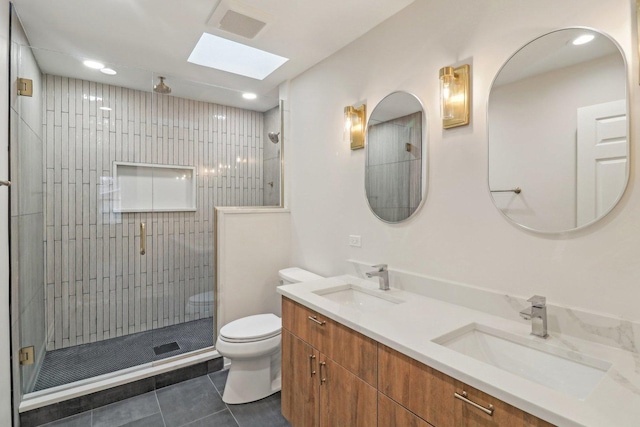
[439, 64, 470, 129]
[344, 104, 366, 150]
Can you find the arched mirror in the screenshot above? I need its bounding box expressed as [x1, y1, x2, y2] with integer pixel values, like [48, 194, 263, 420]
[488, 28, 628, 233]
[365, 92, 426, 223]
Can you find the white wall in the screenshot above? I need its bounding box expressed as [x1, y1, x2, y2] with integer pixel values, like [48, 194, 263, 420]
[0, 0, 12, 424]
[288, 0, 639, 321]
[489, 53, 625, 231]
[216, 208, 291, 330]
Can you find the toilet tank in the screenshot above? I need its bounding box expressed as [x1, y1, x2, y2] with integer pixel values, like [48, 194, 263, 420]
[278, 267, 323, 285]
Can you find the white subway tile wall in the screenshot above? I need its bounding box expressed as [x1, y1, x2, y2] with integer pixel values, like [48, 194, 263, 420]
[42, 75, 265, 350]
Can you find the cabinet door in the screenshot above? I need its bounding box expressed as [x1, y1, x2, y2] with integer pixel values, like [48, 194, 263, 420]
[281, 330, 319, 427]
[453, 382, 556, 427]
[282, 297, 377, 387]
[316, 315, 378, 387]
[378, 393, 434, 427]
[319, 356, 377, 427]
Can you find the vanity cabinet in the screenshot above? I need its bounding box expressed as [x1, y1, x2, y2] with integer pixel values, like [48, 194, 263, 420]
[281, 298, 377, 426]
[282, 297, 554, 427]
[378, 344, 555, 427]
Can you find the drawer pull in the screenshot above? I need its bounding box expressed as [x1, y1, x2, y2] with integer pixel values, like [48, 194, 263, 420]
[319, 361, 327, 384]
[455, 391, 494, 416]
[308, 316, 326, 326]
[309, 354, 316, 377]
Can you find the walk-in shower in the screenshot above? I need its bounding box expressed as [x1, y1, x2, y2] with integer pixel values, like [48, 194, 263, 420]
[9, 5, 283, 419]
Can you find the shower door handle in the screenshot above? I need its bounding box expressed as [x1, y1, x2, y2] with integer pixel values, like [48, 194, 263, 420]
[0, 180, 10, 187]
[140, 222, 146, 255]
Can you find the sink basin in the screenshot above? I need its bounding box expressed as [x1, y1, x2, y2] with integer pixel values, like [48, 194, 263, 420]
[313, 284, 404, 312]
[433, 323, 611, 400]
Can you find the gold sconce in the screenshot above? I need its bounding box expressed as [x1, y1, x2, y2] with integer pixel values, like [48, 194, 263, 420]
[345, 104, 366, 150]
[439, 64, 470, 129]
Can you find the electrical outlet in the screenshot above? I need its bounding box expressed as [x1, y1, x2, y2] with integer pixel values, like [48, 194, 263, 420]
[349, 235, 361, 247]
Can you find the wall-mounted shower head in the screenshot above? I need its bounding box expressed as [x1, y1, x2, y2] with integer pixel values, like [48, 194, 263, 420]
[268, 132, 280, 144]
[154, 76, 172, 94]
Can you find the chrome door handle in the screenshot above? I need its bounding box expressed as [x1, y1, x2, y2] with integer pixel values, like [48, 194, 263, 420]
[0, 180, 10, 187]
[308, 316, 326, 326]
[455, 391, 494, 416]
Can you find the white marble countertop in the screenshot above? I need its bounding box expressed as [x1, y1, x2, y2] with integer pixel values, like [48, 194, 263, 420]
[277, 275, 640, 427]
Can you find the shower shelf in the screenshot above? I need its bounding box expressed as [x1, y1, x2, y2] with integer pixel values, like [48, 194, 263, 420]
[113, 162, 197, 213]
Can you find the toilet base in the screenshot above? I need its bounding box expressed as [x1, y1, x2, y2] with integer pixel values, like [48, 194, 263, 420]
[222, 351, 281, 404]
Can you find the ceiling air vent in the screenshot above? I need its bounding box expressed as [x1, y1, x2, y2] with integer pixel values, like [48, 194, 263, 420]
[207, 0, 273, 39]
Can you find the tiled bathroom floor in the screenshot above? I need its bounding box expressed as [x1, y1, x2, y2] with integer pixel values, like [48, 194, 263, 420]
[40, 370, 290, 427]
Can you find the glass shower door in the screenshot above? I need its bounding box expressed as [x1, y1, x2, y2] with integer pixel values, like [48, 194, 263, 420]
[10, 33, 46, 404]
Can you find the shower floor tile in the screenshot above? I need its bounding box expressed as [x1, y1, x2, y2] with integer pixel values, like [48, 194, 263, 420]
[34, 318, 214, 391]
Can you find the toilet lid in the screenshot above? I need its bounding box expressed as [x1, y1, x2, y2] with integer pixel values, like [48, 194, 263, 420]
[220, 314, 282, 343]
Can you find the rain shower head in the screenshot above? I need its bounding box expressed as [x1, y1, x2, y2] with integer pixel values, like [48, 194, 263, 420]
[154, 76, 172, 94]
[268, 131, 280, 143]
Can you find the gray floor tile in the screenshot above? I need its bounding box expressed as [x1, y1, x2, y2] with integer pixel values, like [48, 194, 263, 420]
[92, 392, 161, 427]
[156, 376, 225, 427]
[208, 369, 228, 395]
[40, 412, 92, 427]
[228, 393, 290, 427]
[182, 409, 238, 427]
[122, 412, 165, 427]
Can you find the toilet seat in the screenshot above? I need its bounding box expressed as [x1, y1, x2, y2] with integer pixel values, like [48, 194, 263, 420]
[188, 291, 214, 306]
[219, 313, 282, 343]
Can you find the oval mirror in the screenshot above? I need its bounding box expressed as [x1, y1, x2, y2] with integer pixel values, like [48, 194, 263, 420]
[488, 28, 628, 233]
[365, 92, 426, 223]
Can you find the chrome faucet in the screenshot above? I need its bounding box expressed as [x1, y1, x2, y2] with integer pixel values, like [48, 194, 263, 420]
[366, 264, 390, 291]
[519, 295, 548, 338]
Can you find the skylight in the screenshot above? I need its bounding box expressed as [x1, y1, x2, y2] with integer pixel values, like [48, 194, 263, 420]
[187, 33, 289, 80]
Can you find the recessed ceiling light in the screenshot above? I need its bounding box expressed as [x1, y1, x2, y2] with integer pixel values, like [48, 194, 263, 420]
[83, 60, 105, 69]
[187, 33, 288, 80]
[572, 34, 595, 45]
[242, 93, 257, 100]
[100, 68, 117, 75]
[99, 107, 112, 111]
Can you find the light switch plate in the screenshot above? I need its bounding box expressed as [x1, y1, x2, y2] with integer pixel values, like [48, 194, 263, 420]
[349, 235, 361, 247]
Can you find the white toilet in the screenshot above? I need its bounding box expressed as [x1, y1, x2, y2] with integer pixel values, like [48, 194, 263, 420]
[186, 290, 214, 316]
[215, 267, 323, 404]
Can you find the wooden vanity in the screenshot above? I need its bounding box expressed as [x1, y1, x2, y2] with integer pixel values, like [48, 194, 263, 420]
[281, 297, 554, 427]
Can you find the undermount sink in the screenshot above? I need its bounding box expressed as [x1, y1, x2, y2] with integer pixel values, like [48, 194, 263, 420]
[313, 284, 404, 312]
[433, 323, 611, 400]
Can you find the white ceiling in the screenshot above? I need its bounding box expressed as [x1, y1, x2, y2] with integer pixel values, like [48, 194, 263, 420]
[12, 0, 415, 112]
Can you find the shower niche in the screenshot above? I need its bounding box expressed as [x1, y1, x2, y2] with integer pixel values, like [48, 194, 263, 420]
[113, 162, 197, 212]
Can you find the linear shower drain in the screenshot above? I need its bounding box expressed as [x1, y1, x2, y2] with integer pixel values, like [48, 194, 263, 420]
[153, 342, 180, 355]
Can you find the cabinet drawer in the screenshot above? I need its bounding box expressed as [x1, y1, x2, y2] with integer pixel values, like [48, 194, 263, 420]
[378, 393, 434, 427]
[282, 297, 317, 345]
[282, 297, 377, 387]
[379, 344, 556, 427]
[453, 382, 555, 427]
[378, 344, 456, 427]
